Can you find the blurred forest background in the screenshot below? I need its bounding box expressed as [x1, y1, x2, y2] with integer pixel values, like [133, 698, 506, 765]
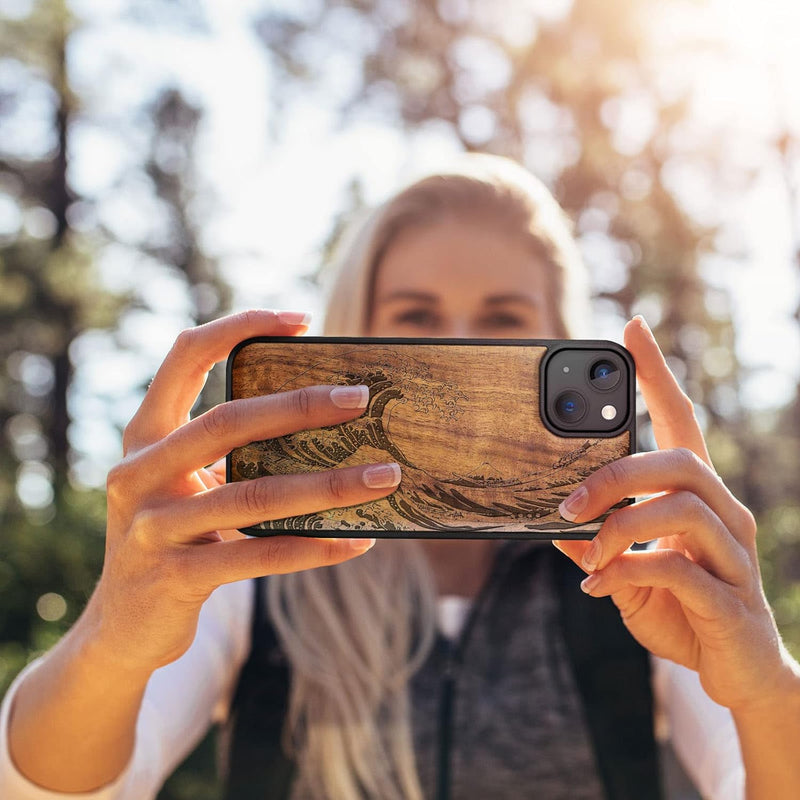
[2, 0, 800, 797]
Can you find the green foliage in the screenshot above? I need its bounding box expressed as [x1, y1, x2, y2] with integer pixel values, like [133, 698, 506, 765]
[0, 485, 107, 695]
[758, 502, 800, 661]
[0, 0, 227, 707]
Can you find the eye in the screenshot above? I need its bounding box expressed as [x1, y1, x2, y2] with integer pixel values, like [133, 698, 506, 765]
[392, 308, 442, 329]
[478, 311, 528, 330]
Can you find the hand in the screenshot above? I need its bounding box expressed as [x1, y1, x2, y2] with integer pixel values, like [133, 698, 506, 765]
[554, 316, 795, 714]
[85, 310, 402, 675]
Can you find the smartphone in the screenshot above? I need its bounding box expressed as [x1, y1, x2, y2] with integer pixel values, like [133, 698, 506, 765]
[226, 337, 635, 539]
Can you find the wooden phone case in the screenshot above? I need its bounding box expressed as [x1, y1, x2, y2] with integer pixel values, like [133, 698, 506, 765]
[226, 338, 635, 539]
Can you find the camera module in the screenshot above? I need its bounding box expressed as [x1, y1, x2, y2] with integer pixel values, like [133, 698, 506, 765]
[542, 345, 631, 436]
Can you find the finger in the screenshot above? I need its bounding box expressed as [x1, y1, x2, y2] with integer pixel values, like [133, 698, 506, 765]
[136, 385, 370, 483]
[197, 460, 226, 491]
[558, 448, 756, 548]
[553, 539, 688, 644]
[196, 458, 244, 542]
[579, 549, 729, 622]
[552, 538, 593, 569]
[137, 462, 402, 543]
[189, 535, 377, 590]
[204, 459, 228, 487]
[580, 491, 751, 585]
[624, 316, 712, 467]
[125, 309, 310, 451]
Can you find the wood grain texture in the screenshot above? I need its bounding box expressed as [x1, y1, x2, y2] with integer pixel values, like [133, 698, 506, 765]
[229, 341, 631, 537]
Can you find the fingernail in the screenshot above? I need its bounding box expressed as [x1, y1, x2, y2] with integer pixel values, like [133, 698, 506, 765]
[277, 310, 312, 326]
[582, 538, 601, 572]
[559, 486, 588, 521]
[634, 314, 654, 337]
[330, 385, 369, 409]
[580, 573, 601, 594]
[350, 538, 376, 552]
[363, 463, 401, 489]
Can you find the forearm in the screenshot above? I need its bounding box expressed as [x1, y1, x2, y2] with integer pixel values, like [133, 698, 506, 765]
[732, 654, 800, 800]
[7, 602, 153, 793]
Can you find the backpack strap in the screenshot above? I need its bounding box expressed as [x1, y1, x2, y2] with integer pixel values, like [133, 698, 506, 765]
[556, 553, 663, 800]
[221, 576, 296, 800]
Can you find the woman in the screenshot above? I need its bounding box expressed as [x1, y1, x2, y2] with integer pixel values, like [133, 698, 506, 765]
[1, 155, 799, 799]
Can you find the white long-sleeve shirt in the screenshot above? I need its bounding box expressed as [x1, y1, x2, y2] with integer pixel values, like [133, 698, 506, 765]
[0, 579, 745, 799]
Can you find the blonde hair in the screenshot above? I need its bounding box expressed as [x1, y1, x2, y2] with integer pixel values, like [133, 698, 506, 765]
[268, 542, 436, 800]
[267, 154, 590, 800]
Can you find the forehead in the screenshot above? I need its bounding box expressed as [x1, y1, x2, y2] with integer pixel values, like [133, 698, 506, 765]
[374, 219, 548, 299]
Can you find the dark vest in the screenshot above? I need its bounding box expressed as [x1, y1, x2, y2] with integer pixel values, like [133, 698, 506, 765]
[220, 545, 662, 800]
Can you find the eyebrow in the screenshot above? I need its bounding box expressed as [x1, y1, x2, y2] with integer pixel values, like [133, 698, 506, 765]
[484, 294, 542, 308]
[377, 291, 540, 307]
[378, 290, 438, 304]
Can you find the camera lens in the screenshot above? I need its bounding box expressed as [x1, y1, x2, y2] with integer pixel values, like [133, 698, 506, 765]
[554, 391, 587, 425]
[589, 359, 621, 391]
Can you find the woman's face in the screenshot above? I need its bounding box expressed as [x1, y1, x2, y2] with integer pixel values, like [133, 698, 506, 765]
[367, 218, 560, 339]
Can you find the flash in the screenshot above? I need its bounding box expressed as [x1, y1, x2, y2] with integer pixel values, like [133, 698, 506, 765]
[601, 404, 617, 421]
[562, 366, 570, 373]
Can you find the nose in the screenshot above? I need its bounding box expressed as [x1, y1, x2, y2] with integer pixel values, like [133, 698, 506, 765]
[437, 319, 474, 338]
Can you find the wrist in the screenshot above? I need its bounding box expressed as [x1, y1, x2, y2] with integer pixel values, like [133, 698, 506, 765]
[728, 652, 800, 800]
[68, 591, 158, 683]
[9, 603, 152, 794]
[731, 649, 800, 723]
